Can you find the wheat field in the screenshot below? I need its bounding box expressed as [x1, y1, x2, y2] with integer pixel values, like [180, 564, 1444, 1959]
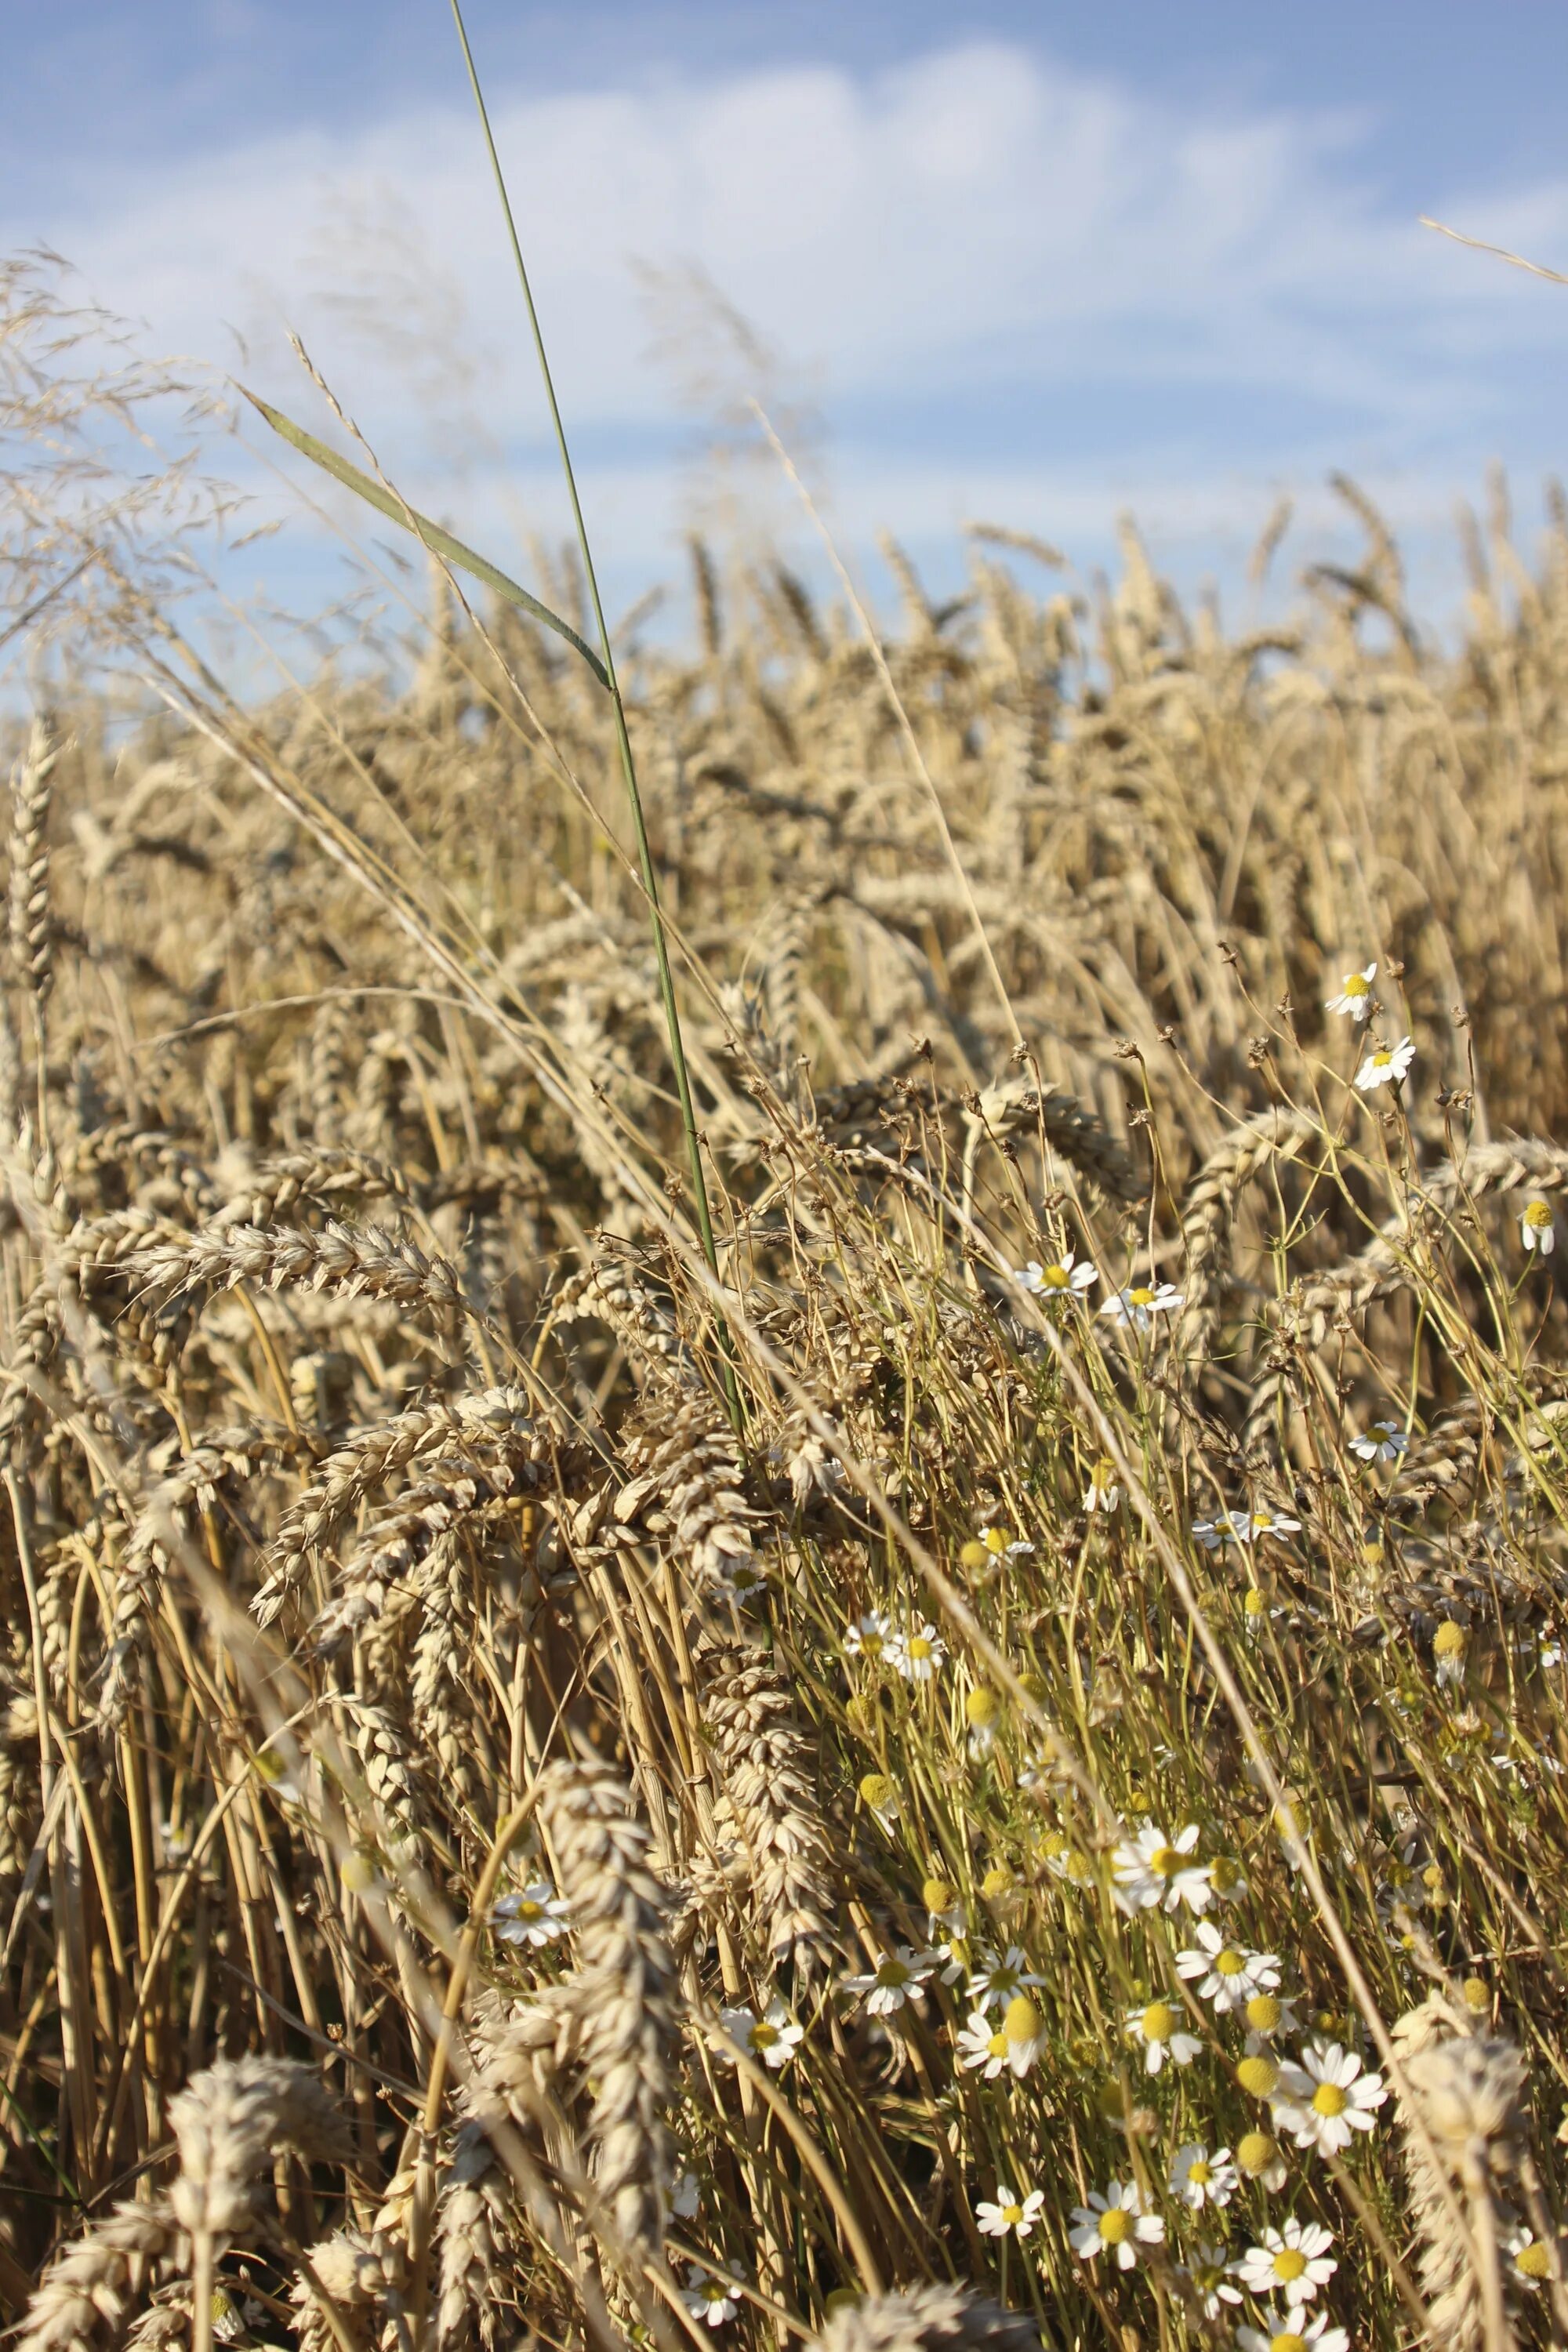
[5, 243, 1568, 2352]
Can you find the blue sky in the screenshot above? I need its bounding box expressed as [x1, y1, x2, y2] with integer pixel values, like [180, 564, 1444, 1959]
[7, 2, 1568, 640]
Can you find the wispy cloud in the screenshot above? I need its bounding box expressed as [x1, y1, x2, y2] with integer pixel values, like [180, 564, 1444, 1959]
[13, 38, 1568, 593]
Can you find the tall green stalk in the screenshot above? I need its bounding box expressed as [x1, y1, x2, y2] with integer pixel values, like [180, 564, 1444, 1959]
[447, 0, 741, 1428]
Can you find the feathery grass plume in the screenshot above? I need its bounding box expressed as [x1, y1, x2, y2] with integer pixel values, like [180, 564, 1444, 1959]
[1392, 1998, 1528, 2352]
[818, 2283, 1040, 2352]
[537, 1759, 676, 2256]
[13, 2201, 177, 2352]
[698, 1637, 837, 1982]
[9, 713, 59, 1007]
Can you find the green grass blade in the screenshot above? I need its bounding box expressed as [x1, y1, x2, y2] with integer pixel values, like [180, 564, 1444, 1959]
[240, 387, 611, 691]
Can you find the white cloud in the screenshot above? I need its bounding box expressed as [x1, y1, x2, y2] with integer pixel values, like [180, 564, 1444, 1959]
[12, 38, 1568, 599]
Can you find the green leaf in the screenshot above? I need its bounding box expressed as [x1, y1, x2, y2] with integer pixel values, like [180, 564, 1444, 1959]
[241, 389, 611, 691]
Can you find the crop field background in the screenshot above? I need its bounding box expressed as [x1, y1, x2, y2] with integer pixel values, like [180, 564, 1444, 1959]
[6, 102, 1568, 2352]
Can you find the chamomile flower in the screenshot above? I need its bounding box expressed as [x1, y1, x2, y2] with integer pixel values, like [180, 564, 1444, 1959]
[1243, 1587, 1284, 1639]
[683, 2272, 742, 2328]
[1112, 1821, 1213, 1914]
[253, 1747, 304, 1806]
[714, 1555, 767, 1604]
[922, 1876, 964, 1940]
[493, 1881, 569, 1947]
[966, 1946, 1044, 2011]
[1101, 1282, 1185, 1333]
[857, 1772, 900, 1828]
[1169, 2144, 1238, 2210]
[976, 1523, 1033, 1559]
[1433, 1619, 1468, 1687]
[1175, 1922, 1282, 2013]
[1127, 1997, 1203, 2074]
[1068, 2181, 1166, 2270]
[842, 1947, 934, 2016]
[1083, 1457, 1120, 1512]
[1180, 2244, 1243, 2318]
[1504, 2226, 1556, 2290]
[966, 1688, 1002, 1757]
[957, 1997, 1042, 2079]
[1272, 2039, 1387, 2156]
[1000, 1994, 1044, 2074]
[670, 2172, 701, 2220]
[1017, 1252, 1098, 1300]
[957, 2010, 1014, 2078]
[1350, 1420, 1408, 1463]
[888, 1621, 947, 1682]
[1522, 1199, 1557, 1255]
[844, 1611, 893, 1663]
[718, 1999, 804, 2071]
[1325, 962, 1377, 1021]
[1355, 1036, 1415, 1092]
[1236, 2310, 1348, 2352]
[1232, 2222, 1338, 2308]
[976, 2187, 1045, 2240]
[1236, 2129, 1289, 2191]
[1194, 1509, 1300, 1548]
[1241, 1991, 1300, 2047]
[161, 1817, 194, 1863]
[1040, 1829, 1094, 1886]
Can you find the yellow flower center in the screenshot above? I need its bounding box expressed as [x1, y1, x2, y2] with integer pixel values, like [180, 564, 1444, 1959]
[1272, 2334, 1307, 2352]
[1238, 2056, 1279, 2096]
[1129, 1287, 1156, 1308]
[1518, 2242, 1552, 2280]
[1246, 1993, 1283, 2032]
[751, 2020, 778, 2049]
[1042, 1262, 1071, 1288]
[1343, 974, 1370, 997]
[983, 1527, 1009, 1553]
[1312, 2082, 1348, 2118]
[1215, 1947, 1247, 1976]
[1002, 2203, 1024, 2227]
[967, 1690, 1000, 1728]
[1210, 1856, 1243, 1894]
[1098, 2209, 1131, 2245]
[860, 1632, 884, 1658]
[923, 1876, 956, 1913]
[908, 1638, 932, 1661]
[877, 1961, 909, 1988]
[1434, 1621, 1466, 1657]
[1004, 1996, 1040, 2044]
[987, 2032, 1007, 2060]
[859, 1773, 894, 1809]
[1149, 1845, 1185, 1877]
[1525, 1200, 1553, 1229]
[1244, 1588, 1267, 1616]
[1141, 2002, 1175, 2042]
[1372, 1051, 1392, 1069]
[1238, 2131, 1279, 2176]
[982, 1867, 1014, 1900]
[1273, 2249, 1308, 2282]
[517, 1900, 543, 1921]
[1188, 2160, 1211, 2185]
